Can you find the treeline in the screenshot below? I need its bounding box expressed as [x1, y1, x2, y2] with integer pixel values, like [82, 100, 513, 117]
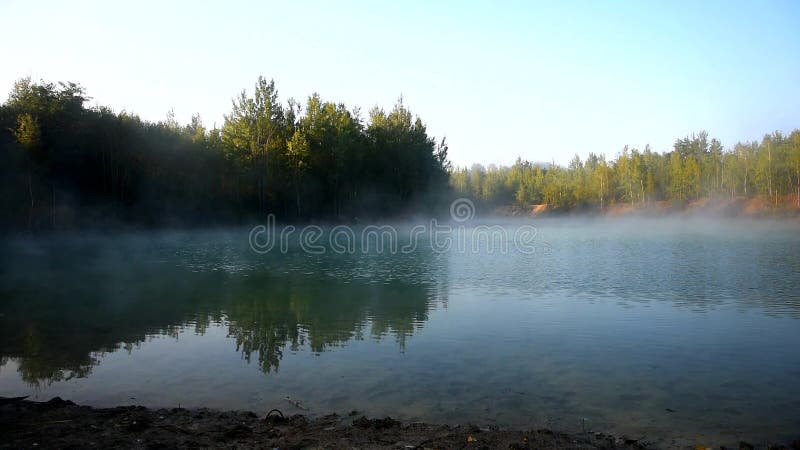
[0, 77, 450, 231]
[452, 130, 800, 211]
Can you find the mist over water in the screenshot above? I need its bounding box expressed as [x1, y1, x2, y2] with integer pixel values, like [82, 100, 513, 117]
[1, 217, 799, 446]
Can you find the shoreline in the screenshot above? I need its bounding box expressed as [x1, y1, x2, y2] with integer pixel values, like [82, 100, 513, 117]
[0, 397, 656, 449]
[3, 397, 799, 450]
[490, 196, 800, 219]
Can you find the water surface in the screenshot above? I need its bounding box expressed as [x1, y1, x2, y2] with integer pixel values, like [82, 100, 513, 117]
[1, 218, 799, 446]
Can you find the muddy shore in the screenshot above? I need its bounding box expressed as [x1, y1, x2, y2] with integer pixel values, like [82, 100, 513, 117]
[0, 396, 659, 449]
[3, 397, 799, 449]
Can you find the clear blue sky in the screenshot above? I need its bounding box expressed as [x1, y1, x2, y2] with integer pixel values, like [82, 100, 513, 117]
[2, 0, 799, 166]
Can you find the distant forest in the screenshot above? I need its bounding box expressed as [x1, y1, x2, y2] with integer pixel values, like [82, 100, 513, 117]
[453, 130, 800, 212]
[0, 78, 451, 231]
[2, 78, 799, 232]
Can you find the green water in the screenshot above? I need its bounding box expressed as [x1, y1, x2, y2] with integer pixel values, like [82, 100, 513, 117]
[1, 218, 799, 446]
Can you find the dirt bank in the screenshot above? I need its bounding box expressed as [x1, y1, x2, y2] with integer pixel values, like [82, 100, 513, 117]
[493, 195, 800, 219]
[0, 397, 660, 449]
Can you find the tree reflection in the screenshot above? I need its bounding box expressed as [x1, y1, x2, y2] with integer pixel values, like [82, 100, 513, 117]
[223, 273, 441, 372]
[0, 236, 447, 384]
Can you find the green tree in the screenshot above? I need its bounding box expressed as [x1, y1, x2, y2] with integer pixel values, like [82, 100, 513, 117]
[222, 76, 287, 215]
[287, 128, 310, 216]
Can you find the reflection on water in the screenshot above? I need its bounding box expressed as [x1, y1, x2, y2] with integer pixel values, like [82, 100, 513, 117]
[0, 231, 447, 381]
[1, 219, 799, 446]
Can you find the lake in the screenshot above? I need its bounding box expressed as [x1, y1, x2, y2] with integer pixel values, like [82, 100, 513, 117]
[1, 218, 799, 446]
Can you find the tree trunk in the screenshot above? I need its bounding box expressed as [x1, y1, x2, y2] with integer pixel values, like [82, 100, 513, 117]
[796, 163, 799, 208]
[629, 181, 633, 207]
[767, 143, 772, 198]
[744, 168, 748, 197]
[599, 175, 604, 211]
[640, 179, 644, 205]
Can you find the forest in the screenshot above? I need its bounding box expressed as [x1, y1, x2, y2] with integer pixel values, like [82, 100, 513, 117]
[2, 77, 799, 232]
[452, 130, 800, 212]
[0, 77, 451, 231]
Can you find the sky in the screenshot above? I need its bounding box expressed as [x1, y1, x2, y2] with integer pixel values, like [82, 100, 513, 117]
[1, 0, 799, 167]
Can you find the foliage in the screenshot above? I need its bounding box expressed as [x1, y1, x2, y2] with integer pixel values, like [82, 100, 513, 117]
[453, 130, 800, 211]
[0, 78, 451, 230]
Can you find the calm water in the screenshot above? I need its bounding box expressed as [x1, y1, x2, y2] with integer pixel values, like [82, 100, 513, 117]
[1, 218, 799, 446]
